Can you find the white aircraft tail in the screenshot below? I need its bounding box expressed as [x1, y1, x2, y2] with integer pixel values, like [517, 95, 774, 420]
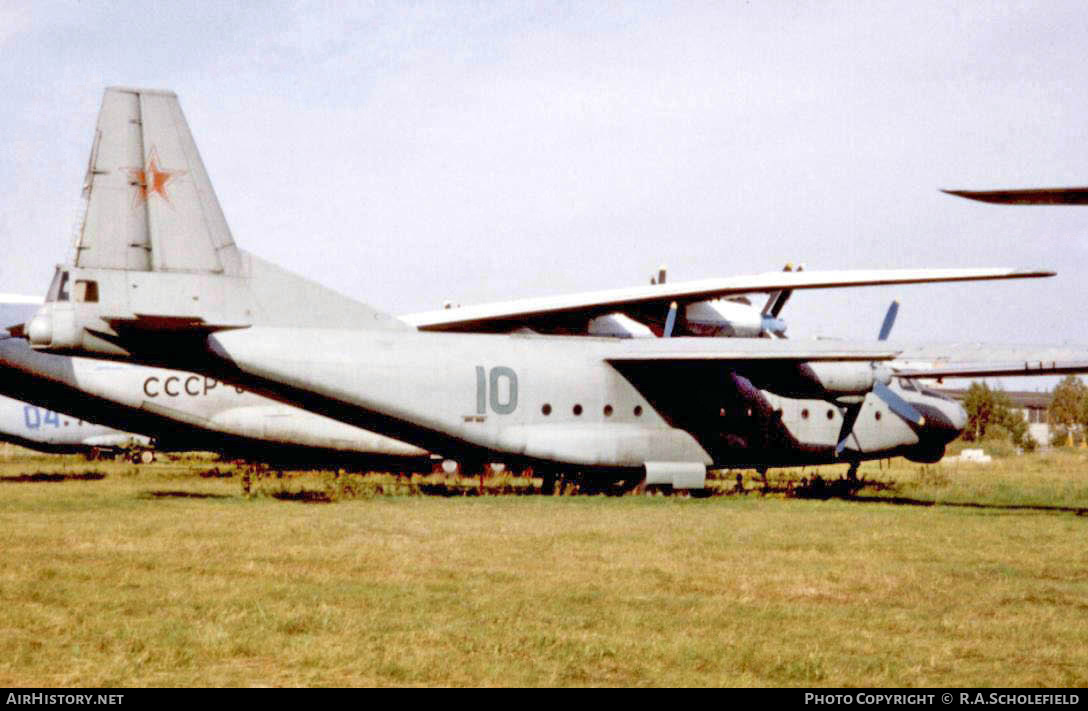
[28, 88, 405, 355]
[74, 87, 242, 275]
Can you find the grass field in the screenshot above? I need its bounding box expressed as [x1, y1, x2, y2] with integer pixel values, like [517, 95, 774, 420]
[0, 445, 1085, 687]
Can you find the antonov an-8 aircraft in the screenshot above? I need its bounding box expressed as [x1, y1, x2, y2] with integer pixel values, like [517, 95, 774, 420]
[22, 88, 1082, 489]
[0, 393, 149, 457]
[0, 266, 1047, 469]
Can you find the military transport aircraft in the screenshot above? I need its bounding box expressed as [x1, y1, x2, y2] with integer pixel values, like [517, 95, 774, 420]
[0, 298, 155, 459]
[0, 392, 150, 458]
[1, 263, 1046, 470]
[3, 295, 432, 465]
[21, 87, 1087, 490]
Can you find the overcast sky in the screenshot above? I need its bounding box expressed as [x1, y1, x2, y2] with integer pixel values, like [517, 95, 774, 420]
[4, 1, 1088, 383]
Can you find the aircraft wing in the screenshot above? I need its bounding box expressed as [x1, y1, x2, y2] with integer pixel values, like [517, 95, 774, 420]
[403, 267, 1053, 334]
[943, 188, 1088, 205]
[0, 294, 43, 305]
[892, 343, 1088, 379]
[606, 347, 898, 363]
[895, 362, 1088, 379]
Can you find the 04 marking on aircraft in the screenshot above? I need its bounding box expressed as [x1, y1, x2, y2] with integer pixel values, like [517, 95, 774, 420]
[22, 406, 70, 430]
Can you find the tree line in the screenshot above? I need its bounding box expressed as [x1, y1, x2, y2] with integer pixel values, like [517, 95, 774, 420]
[962, 375, 1088, 450]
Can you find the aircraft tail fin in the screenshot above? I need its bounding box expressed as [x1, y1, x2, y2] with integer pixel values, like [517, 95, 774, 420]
[28, 88, 406, 357]
[73, 87, 242, 275]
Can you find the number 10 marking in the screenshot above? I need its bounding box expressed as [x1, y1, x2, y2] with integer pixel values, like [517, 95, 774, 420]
[476, 366, 518, 415]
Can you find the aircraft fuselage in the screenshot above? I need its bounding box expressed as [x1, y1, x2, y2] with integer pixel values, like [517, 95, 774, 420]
[200, 327, 965, 472]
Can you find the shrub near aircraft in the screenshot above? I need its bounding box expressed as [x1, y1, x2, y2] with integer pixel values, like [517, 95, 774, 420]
[22, 87, 1087, 490]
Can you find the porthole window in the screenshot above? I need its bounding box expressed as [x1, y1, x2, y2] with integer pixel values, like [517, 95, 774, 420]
[633, 405, 643, 417]
[603, 405, 613, 417]
[801, 408, 810, 419]
[573, 404, 583, 416]
[541, 403, 552, 416]
[827, 409, 835, 420]
[875, 411, 882, 421]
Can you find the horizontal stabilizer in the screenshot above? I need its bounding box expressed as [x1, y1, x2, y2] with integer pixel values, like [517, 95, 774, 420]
[0, 294, 43, 305]
[0, 296, 42, 334]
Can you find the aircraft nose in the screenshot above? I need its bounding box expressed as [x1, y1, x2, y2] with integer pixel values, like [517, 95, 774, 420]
[912, 400, 966, 444]
[948, 402, 968, 432]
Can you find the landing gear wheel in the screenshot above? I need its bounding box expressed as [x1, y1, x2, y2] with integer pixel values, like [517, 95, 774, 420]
[540, 471, 556, 496]
[846, 461, 859, 481]
[138, 449, 155, 465]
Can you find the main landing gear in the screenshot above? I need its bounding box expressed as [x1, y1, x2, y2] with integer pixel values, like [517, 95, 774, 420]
[846, 461, 859, 481]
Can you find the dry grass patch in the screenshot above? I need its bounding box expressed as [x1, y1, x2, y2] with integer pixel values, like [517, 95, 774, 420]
[0, 450, 1084, 686]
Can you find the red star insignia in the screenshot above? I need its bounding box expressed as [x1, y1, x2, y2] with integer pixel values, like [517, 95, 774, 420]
[126, 146, 186, 206]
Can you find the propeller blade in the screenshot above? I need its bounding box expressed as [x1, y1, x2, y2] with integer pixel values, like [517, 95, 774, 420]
[873, 381, 925, 427]
[769, 289, 792, 317]
[767, 263, 802, 317]
[663, 301, 678, 337]
[760, 291, 779, 316]
[834, 405, 862, 456]
[877, 300, 899, 341]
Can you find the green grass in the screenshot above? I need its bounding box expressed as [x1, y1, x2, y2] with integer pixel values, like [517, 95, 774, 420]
[0, 446, 1085, 687]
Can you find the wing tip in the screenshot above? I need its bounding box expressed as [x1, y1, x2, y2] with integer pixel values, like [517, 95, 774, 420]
[941, 187, 1088, 205]
[1010, 268, 1057, 278]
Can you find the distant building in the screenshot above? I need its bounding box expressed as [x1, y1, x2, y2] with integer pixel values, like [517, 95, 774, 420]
[940, 388, 1052, 447]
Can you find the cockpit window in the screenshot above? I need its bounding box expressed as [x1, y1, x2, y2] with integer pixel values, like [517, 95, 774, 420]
[45, 269, 70, 302]
[897, 378, 917, 391]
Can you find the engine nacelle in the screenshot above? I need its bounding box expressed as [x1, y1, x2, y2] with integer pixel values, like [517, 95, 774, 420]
[682, 300, 785, 338]
[752, 362, 882, 400]
[587, 312, 656, 338]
